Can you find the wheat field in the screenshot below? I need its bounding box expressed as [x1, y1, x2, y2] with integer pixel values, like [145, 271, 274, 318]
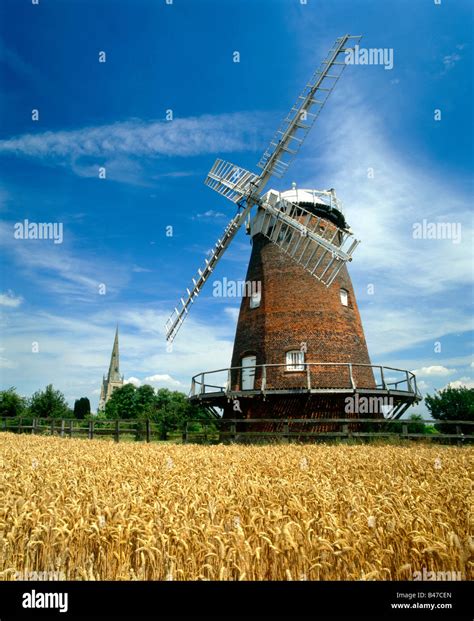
[0, 433, 472, 581]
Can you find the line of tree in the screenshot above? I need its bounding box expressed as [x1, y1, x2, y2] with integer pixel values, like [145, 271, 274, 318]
[0, 385, 72, 419]
[102, 384, 213, 438]
[0, 383, 215, 435]
[425, 386, 473, 434]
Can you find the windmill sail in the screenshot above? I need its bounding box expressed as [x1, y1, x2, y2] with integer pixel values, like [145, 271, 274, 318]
[253, 194, 359, 286]
[257, 35, 362, 185]
[165, 204, 252, 342]
[204, 159, 260, 203]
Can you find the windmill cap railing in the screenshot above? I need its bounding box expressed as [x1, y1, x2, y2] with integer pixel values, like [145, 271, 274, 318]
[190, 362, 421, 400]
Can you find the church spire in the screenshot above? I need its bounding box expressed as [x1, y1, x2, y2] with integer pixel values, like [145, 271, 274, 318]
[107, 325, 121, 382]
[98, 326, 124, 411]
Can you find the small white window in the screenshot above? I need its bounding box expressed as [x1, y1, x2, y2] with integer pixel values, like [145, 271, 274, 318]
[340, 288, 348, 306]
[241, 355, 257, 390]
[249, 290, 261, 309]
[286, 350, 305, 371]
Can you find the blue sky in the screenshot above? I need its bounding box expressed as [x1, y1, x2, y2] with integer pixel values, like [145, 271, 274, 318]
[0, 0, 472, 412]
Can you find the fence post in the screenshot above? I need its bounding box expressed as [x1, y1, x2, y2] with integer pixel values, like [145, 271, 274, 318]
[230, 421, 236, 442]
[115, 420, 120, 443]
[32, 418, 37, 435]
[60, 419, 65, 438]
[88, 420, 93, 440]
[306, 364, 311, 391]
[146, 419, 151, 443]
[19, 417, 23, 434]
[342, 423, 349, 441]
[2, 418, 6, 432]
[50, 419, 54, 436]
[283, 420, 289, 443]
[184, 421, 188, 444]
[456, 425, 462, 447]
[402, 424, 408, 440]
[68, 420, 73, 439]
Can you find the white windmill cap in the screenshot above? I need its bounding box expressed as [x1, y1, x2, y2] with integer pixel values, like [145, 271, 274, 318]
[263, 188, 343, 213]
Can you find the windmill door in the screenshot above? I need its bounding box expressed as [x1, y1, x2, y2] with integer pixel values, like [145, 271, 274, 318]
[241, 355, 257, 390]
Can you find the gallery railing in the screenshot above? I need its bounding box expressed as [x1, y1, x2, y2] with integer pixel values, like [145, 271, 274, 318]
[190, 362, 421, 399]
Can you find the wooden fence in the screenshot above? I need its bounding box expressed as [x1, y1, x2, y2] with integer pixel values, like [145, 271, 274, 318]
[0, 417, 473, 444]
[0, 418, 159, 443]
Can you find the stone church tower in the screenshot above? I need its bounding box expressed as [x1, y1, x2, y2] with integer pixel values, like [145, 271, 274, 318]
[98, 327, 124, 410]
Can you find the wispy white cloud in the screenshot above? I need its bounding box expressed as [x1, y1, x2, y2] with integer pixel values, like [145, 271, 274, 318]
[442, 52, 462, 72]
[124, 377, 142, 387]
[413, 365, 456, 378]
[0, 221, 130, 303]
[444, 377, 474, 390]
[0, 187, 10, 212]
[0, 41, 37, 83]
[0, 290, 23, 308]
[144, 373, 182, 387]
[193, 210, 226, 219]
[0, 112, 267, 184]
[0, 356, 17, 369]
[224, 307, 240, 322]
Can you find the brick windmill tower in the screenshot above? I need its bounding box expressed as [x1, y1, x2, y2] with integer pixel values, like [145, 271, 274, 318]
[166, 35, 420, 424]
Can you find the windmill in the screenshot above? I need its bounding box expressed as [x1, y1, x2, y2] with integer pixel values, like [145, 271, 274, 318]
[165, 35, 420, 425]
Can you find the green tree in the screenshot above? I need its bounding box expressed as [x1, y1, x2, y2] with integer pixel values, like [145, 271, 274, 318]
[29, 384, 70, 419]
[135, 385, 157, 418]
[104, 383, 137, 419]
[425, 386, 474, 434]
[152, 389, 216, 438]
[104, 384, 218, 439]
[73, 397, 91, 419]
[392, 413, 437, 435]
[104, 383, 156, 420]
[0, 387, 27, 418]
[151, 389, 188, 438]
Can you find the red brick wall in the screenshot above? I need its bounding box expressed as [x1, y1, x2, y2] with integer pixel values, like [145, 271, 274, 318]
[230, 228, 375, 392]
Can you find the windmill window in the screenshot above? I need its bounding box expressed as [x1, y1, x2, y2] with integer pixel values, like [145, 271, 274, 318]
[340, 288, 349, 306]
[286, 350, 305, 371]
[249, 290, 261, 309]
